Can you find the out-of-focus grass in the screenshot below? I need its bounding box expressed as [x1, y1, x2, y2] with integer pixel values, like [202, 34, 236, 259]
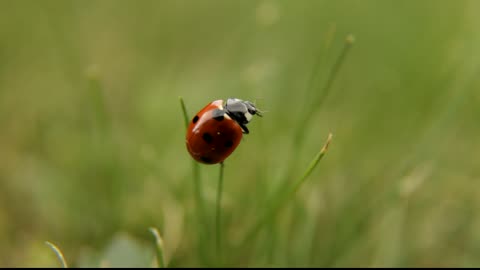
[0, 0, 479, 267]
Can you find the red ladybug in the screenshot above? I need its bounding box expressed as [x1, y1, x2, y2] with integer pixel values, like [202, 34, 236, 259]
[186, 98, 262, 164]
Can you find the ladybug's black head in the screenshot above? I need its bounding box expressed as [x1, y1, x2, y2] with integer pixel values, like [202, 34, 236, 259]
[224, 98, 262, 134]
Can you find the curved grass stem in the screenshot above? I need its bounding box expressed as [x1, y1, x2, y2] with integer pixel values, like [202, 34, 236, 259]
[45, 241, 68, 268]
[149, 227, 166, 268]
[216, 162, 225, 265]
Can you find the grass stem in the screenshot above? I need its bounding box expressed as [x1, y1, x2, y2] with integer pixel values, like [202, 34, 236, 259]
[45, 241, 68, 268]
[290, 133, 333, 196]
[149, 227, 166, 268]
[216, 162, 225, 265]
[179, 96, 207, 264]
[179, 96, 190, 129]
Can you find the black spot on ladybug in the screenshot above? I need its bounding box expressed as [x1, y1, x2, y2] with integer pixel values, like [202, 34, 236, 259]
[201, 156, 213, 163]
[224, 140, 233, 148]
[192, 115, 199, 124]
[202, 133, 213, 143]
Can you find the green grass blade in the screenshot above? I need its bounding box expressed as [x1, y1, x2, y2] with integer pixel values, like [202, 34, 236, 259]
[312, 35, 355, 112]
[179, 96, 190, 129]
[303, 23, 338, 112]
[290, 133, 332, 196]
[179, 96, 208, 265]
[45, 241, 68, 268]
[149, 227, 166, 268]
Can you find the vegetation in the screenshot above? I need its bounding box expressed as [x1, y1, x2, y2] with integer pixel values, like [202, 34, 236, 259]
[0, 0, 479, 267]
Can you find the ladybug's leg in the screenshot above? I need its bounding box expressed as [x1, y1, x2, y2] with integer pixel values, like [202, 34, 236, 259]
[240, 124, 249, 134]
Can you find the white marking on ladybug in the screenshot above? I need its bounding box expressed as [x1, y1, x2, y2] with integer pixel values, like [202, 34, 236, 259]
[245, 112, 253, 122]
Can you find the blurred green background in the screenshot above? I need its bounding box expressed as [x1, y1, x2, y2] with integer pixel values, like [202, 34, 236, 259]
[1, 0, 480, 267]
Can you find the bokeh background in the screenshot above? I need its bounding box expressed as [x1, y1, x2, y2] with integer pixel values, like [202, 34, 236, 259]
[1, 0, 480, 267]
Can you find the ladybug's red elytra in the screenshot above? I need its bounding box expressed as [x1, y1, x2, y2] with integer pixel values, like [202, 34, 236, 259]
[186, 98, 262, 165]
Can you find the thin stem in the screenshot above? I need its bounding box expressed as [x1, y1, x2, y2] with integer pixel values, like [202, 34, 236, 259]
[149, 227, 166, 268]
[192, 161, 202, 220]
[278, 34, 354, 205]
[179, 96, 190, 129]
[303, 23, 337, 113]
[216, 162, 225, 265]
[45, 241, 68, 268]
[290, 133, 333, 196]
[315, 35, 355, 108]
[179, 96, 207, 264]
[241, 133, 333, 248]
[295, 34, 355, 144]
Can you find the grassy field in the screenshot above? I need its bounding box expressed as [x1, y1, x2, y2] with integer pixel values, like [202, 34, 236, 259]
[1, 0, 479, 267]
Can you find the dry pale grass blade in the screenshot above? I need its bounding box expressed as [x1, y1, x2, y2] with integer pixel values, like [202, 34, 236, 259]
[149, 227, 166, 268]
[45, 241, 68, 268]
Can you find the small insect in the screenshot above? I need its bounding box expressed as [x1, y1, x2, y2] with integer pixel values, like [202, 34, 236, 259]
[186, 98, 262, 164]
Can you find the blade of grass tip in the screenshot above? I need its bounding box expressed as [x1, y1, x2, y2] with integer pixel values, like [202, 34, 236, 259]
[290, 133, 332, 196]
[179, 96, 208, 264]
[240, 133, 333, 250]
[45, 241, 68, 268]
[179, 98, 202, 205]
[179, 96, 190, 129]
[149, 227, 166, 268]
[216, 162, 225, 266]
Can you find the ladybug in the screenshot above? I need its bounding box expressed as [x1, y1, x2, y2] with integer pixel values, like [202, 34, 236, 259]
[186, 98, 262, 165]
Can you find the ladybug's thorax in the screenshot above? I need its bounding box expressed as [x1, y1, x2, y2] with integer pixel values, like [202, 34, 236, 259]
[224, 98, 261, 134]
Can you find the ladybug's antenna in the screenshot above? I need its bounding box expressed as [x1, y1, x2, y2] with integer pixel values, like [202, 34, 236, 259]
[252, 97, 266, 117]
